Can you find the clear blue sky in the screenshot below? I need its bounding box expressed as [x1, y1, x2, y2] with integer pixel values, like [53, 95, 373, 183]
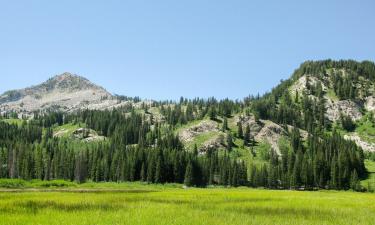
[1, 0, 374, 100]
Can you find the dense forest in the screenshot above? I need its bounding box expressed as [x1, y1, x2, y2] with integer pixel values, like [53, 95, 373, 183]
[1, 60, 375, 191]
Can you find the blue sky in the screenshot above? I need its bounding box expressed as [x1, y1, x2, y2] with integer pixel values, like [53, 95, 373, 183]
[0, 0, 374, 100]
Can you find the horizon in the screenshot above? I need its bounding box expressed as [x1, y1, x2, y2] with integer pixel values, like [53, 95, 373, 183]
[1, 1, 375, 100]
[1, 58, 374, 102]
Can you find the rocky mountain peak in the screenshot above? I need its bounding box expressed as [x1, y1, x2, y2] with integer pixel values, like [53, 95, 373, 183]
[42, 72, 103, 92]
[0, 73, 125, 115]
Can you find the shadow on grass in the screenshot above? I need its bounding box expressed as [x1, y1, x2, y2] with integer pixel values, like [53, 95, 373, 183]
[14, 200, 120, 214]
[232, 205, 333, 219]
[0, 189, 157, 194]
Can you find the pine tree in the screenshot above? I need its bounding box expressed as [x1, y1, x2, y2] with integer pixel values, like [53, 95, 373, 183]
[147, 155, 155, 183]
[140, 162, 146, 182]
[350, 170, 360, 191]
[330, 159, 337, 189]
[209, 106, 217, 120]
[231, 162, 239, 187]
[222, 117, 228, 131]
[292, 149, 303, 188]
[244, 124, 250, 146]
[237, 122, 243, 138]
[184, 161, 194, 187]
[154, 150, 164, 183]
[226, 132, 233, 151]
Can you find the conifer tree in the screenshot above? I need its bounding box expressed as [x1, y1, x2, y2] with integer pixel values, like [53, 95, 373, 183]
[226, 132, 233, 151]
[244, 124, 250, 146]
[222, 117, 228, 131]
[184, 161, 194, 187]
[237, 122, 243, 138]
[140, 162, 146, 182]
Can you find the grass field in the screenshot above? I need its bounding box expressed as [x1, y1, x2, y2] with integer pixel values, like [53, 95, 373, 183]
[1, 183, 375, 225]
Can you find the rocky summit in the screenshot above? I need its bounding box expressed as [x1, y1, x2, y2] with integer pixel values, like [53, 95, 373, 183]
[0, 72, 130, 116]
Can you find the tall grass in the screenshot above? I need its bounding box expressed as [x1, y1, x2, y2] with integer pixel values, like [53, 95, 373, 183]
[0, 184, 374, 225]
[0, 179, 77, 188]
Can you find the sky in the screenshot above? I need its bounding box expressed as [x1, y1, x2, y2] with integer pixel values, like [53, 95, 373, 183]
[0, 0, 374, 100]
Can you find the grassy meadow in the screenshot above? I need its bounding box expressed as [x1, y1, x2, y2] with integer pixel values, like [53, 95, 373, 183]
[0, 182, 375, 225]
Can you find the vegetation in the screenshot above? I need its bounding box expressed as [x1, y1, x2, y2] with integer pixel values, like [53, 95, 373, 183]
[355, 112, 375, 142]
[0, 184, 374, 225]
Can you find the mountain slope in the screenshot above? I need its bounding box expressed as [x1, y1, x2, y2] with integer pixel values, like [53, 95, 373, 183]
[0, 73, 129, 115]
[251, 59, 375, 151]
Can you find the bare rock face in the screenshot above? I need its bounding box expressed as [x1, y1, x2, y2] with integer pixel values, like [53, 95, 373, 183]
[365, 96, 375, 112]
[178, 120, 219, 143]
[235, 115, 289, 154]
[72, 128, 105, 142]
[325, 100, 362, 122]
[289, 75, 327, 97]
[199, 134, 225, 153]
[286, 125, 309, 140]
[234, 114, 262, 135]
[0, 73, 128, 116]
[344, 134, 375, 152]
[255, 120, 287, 154]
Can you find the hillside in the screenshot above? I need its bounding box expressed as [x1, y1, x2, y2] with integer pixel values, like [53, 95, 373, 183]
[0, 60, 374, 191]
[250, 60, 375, 152]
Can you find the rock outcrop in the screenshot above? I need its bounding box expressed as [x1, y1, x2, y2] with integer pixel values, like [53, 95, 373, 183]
[178, 120, 219, 143]
[344, 134, 375, 152]
[325, 100, 363, 122]
[255, 120, 287, 154]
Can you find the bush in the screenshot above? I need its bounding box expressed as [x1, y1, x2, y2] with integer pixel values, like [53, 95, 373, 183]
[32, 180, 77, 188]
[0, 179, 27, 188]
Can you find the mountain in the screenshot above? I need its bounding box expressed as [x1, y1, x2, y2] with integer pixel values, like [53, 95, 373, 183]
[0, 60, 374, 191]
[0, 72, 129, 115]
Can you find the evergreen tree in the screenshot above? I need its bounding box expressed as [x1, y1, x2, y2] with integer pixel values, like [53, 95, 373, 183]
[222, 117, 228, 131]
[350, 170, 360, 191]
[140, 162, 146, 182]
[226, 132, 233, 151]
[184, 161, 194, 187]
[237, 122, 243, 138]
[244, 124, 251, 146]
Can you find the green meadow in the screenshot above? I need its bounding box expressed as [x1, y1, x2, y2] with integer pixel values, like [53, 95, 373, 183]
[0, 183, 374, 225]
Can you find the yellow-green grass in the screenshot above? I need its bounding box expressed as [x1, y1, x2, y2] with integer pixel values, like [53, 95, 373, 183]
[174, 119, 205, 134]
[186, 131, 221, 150]
[326, 89, 339, 102]
[0, 185, 374, 225]
[53, 123, 83, 138]
[355, 117, 375, 143]
[2, 118, 25, 126]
